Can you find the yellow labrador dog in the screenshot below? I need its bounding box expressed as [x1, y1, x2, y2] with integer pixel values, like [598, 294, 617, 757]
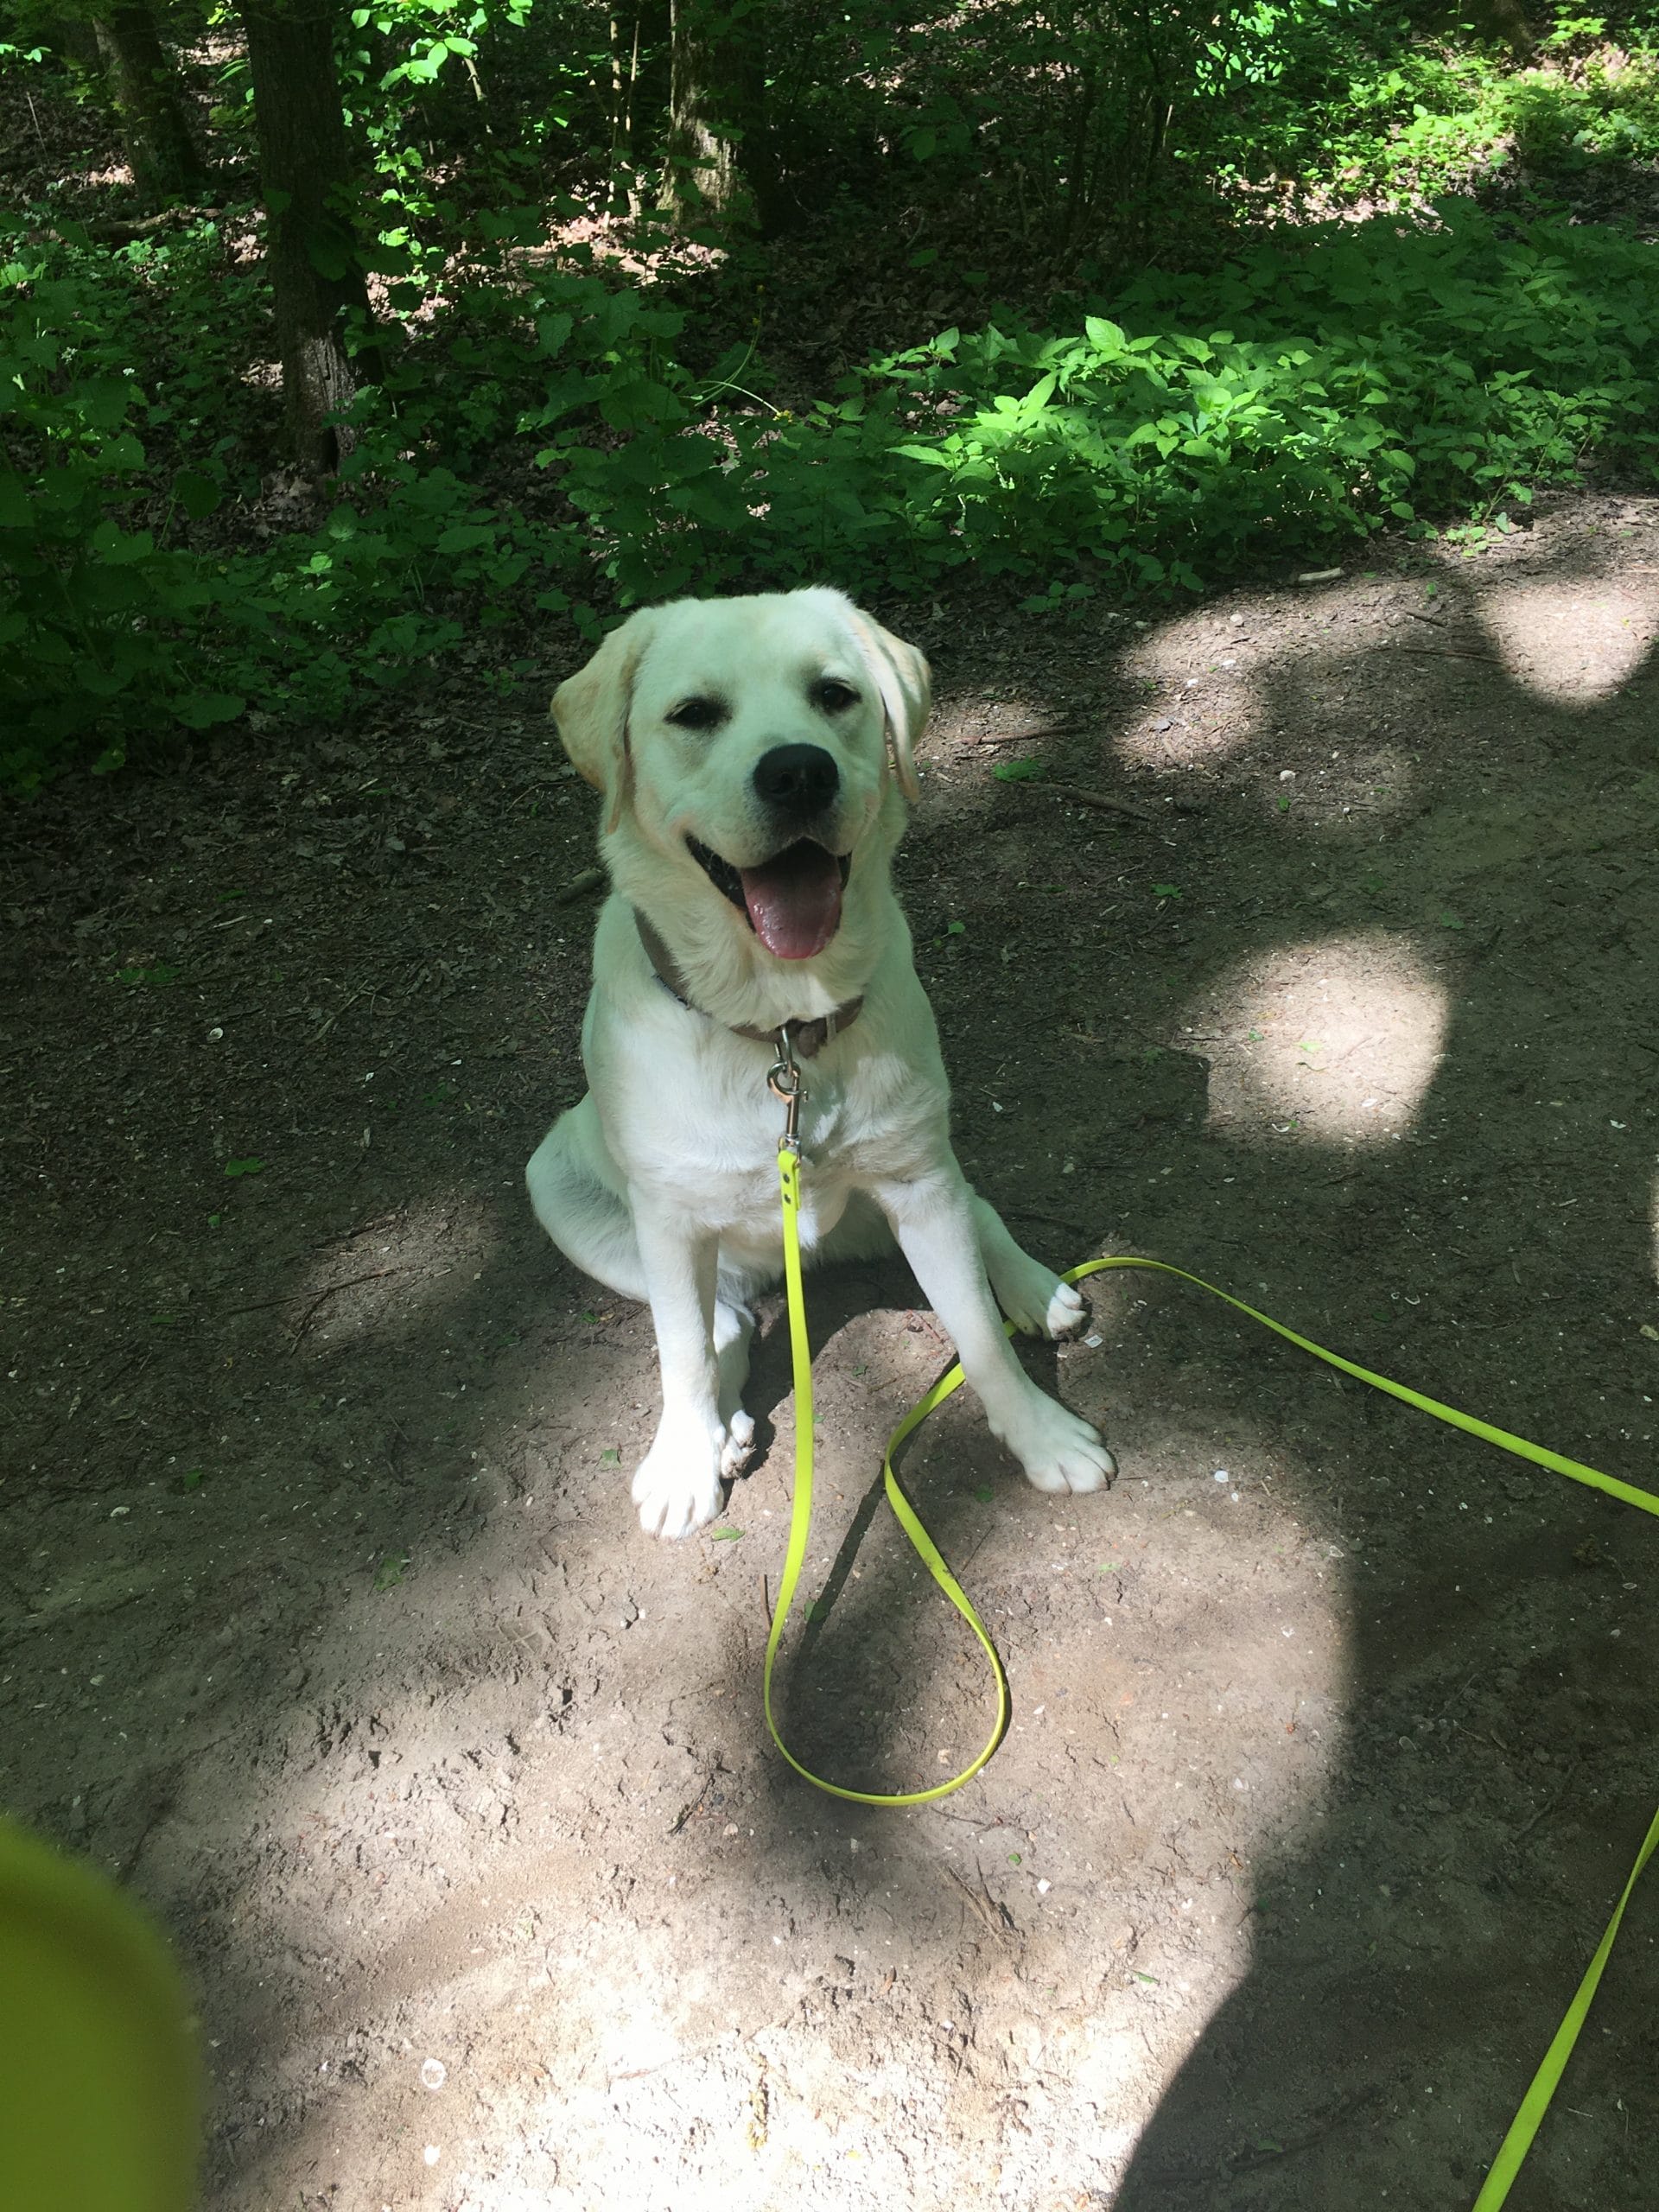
[527, 588, 1116, 1537]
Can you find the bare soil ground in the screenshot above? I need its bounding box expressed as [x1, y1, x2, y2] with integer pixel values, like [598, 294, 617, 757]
[6, 492, 1659, 2212]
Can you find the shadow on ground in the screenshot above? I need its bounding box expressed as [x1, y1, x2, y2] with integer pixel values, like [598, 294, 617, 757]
[3, 491, 1658, 2209]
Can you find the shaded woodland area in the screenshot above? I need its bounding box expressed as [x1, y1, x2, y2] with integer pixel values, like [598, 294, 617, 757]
[4, 0, 1659, 792]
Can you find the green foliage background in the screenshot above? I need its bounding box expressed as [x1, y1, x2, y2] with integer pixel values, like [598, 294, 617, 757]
[4, 0, 1659, 791]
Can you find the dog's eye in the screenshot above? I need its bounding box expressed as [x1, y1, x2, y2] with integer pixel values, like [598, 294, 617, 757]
[815, 679, 859, 714]
[666, 697, 724, 731]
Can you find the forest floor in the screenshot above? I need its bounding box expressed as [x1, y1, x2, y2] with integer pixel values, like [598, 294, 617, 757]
[6, 492, 1659, 2212]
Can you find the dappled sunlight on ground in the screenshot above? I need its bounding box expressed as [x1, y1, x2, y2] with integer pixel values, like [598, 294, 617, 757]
[13, 492, 1659, 2210]
[1477, 577, 1659, 707]
[188, 1264, 1351, 2208]
[286, 1191, 505, 1357]
[1113, 601, 1272, 770]
[1109, 588, 1427, 831]
[1183, 931, 1449, 1147]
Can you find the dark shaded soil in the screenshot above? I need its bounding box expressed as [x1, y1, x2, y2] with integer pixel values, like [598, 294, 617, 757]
[5, 491, 1659, 2211]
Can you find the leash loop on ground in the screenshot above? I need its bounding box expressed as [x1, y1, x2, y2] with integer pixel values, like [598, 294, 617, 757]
[760, 1171, 1659, 2200]
[763, 1144, 1010, 1805]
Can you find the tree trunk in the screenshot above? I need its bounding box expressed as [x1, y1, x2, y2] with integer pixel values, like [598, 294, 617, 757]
[658, 0, 779, 231]
[240, 0, 377, 474]
[92, 1, 211, 201]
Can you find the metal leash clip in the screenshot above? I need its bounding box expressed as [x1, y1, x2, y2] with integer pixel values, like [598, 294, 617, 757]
[768, 1027, 804, 1154]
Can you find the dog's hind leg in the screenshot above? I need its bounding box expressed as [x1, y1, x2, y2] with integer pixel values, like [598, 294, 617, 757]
[971, 1192, 1088, 1341]
[714, 1293, 756, 1476]
[526, 1095, 649, 1301]
[531, 1100, 758, 1516]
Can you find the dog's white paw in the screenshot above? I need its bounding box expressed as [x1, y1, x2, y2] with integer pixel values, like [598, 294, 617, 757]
[994, 1389, 1116, 1496]
[1043, 1280, 1088, 1338]
[632, 1420, 725, 1540]
[721, 1409, 756, 1479]
[997, 1261, 1088, 1340]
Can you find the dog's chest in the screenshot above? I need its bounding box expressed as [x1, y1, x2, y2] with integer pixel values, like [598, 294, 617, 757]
[662, 1057, 918, 1234]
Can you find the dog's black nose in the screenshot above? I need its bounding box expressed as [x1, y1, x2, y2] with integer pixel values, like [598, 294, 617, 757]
[753, 743, 839, 818]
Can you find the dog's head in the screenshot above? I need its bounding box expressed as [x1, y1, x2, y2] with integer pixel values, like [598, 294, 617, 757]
[552, 588, 931, 1015]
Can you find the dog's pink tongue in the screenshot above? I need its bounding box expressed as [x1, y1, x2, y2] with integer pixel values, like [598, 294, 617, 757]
[740, 842, 843, 961]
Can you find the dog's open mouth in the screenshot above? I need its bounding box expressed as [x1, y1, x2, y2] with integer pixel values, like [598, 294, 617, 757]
[689, 837, 851, 962]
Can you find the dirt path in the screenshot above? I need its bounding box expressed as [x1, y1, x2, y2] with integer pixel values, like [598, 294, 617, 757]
[5, 492, 1659, 2211]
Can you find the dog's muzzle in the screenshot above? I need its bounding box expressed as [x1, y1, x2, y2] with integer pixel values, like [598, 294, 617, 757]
[688, 835, 852, 963]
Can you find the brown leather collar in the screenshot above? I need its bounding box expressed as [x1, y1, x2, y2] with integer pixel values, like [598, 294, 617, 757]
[633, 910, 862, 1060]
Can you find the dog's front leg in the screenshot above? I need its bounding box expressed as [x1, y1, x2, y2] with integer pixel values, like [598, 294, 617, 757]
[877, 1169, 1116, 1497]
[630, 1205, 732, 1538]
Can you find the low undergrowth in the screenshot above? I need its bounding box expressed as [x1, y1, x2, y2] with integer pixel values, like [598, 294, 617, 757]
[5, 189, 1659, 792]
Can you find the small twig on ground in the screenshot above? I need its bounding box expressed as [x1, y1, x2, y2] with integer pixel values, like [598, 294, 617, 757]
[1383, 645, 1501, 664]
[228, 1262, 414, 1318]
[996, 1205, 1093, 1239]
[958, 719, 1093, 748]
[313, 987, 368, 1041]
[1512, 1760, 1580, 1840]
[943, 1861, 1018, 1943]
[556, 867, 606, 905]
[285, 1267, 410, 1351]
[1042, 781, 1159, 822]
[666, 1769, 718, 1835]
[1406, 609, 1448, 628]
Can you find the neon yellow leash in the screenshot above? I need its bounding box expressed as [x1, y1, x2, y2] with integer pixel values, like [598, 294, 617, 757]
[765, 1141, 1012, 1805]
[761, 1049, 1658, 2208]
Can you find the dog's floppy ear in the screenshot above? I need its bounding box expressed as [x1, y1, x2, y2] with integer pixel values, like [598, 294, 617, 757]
[847, 608, 931, 803]
[550, 609, 655, 835]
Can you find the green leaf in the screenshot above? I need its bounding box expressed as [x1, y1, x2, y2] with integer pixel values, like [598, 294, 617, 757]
[174, 692, 245, 730]
[710, 1528, 744, 1541]
[1153, 883, 1183, 898]
[223, 1157, 265, 1177]
[373, 1554, 407, 1590]
[173, 469, 220, 520]
[90, 520, 156, 565]
[992, 760, 1046, 781]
